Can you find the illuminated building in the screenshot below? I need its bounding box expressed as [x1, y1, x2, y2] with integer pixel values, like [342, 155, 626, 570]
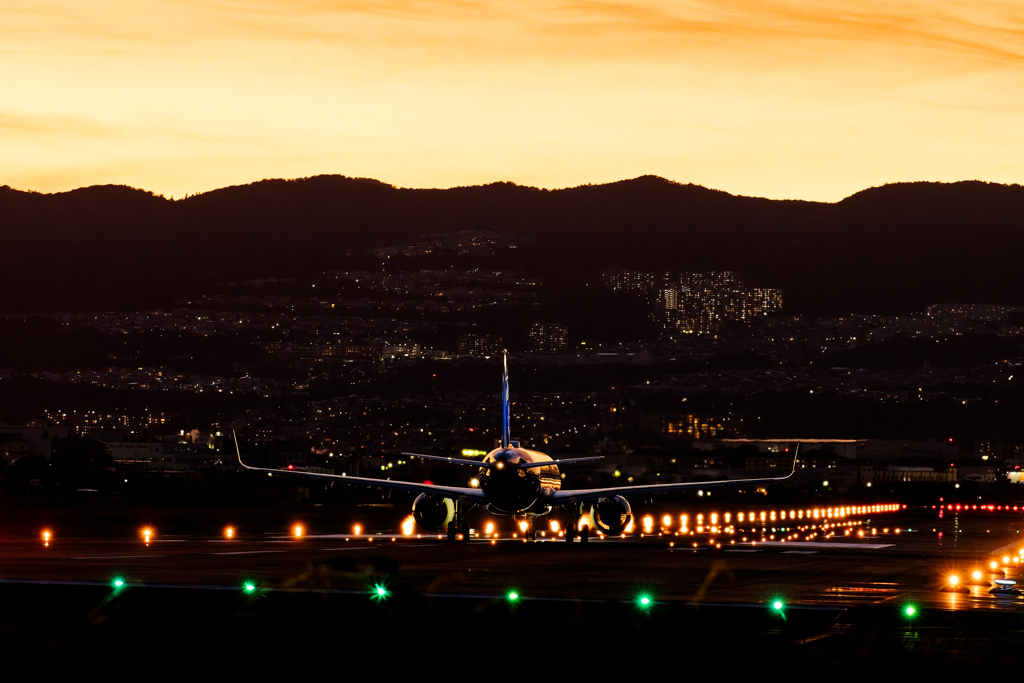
[457, 333, 504, 356]
[605, 269, 782, 334]
[528, 323, 569, 351]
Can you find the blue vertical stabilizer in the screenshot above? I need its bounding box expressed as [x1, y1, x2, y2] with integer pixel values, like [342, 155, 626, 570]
[501, 350, 511, 448]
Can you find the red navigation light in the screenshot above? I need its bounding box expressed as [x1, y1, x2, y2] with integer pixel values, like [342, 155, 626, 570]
[287, 464, 294, 470]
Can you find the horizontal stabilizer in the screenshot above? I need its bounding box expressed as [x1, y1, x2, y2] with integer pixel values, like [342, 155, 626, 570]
[518, 456, 604, 469]
[403, 452, 493, 469]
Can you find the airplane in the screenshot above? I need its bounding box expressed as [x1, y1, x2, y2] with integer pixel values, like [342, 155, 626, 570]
[235, 351, 798, 543]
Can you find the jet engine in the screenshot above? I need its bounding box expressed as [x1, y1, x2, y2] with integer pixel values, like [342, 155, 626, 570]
[589, 496, 632, 536]
[412, 494, 455, 532]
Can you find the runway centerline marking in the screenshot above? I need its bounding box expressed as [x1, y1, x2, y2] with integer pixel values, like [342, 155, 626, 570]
[209, 550, 286, 556]
[71, 555, 167, 559]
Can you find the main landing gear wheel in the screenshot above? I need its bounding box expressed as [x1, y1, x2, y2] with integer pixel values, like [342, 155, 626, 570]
[461, 520, 470, 541]
[579, 525, 589, 544]
[447, 521, 457, 542]
[565, 528, 575, 544]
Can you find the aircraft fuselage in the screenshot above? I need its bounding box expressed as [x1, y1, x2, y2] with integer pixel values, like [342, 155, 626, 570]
[479, 446, 560, 515]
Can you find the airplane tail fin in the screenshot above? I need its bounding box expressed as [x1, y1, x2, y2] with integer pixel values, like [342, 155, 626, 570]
[501, 350, 511, 449]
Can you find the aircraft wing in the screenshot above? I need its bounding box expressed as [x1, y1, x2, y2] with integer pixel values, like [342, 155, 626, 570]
[546, 471, 796, 505]
[234, 431, 486, 503]
[242, 463, 487, 503]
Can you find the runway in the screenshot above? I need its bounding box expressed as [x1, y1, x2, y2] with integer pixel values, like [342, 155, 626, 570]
[2, 506, 1023, 669]
[3, 508, 1022, 609]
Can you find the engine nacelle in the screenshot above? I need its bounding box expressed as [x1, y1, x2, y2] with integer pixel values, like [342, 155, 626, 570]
[590, 496, 632, 536]
[412, 494, 455, 532]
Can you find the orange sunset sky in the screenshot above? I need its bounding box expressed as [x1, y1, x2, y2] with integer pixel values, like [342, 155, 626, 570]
[3, 1, 1022, 201]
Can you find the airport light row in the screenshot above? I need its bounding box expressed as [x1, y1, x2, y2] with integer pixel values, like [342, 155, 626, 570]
[37, 503, 902, 545]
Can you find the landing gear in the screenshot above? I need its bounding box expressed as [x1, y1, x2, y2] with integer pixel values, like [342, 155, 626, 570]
[563, 502, 585, 545]
[447, 502, 472, 542]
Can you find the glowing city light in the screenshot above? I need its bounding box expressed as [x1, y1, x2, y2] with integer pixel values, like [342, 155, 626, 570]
[642, 515, 654, 534]
[518, 520, 529, 533]
[548, 520, 559, 533]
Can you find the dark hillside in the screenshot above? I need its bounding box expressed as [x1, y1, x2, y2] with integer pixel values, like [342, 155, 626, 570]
[1, 177, 1022, 314]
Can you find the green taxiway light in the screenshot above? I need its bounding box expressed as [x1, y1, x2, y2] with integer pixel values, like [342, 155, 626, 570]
[904, 605, 917, 617]
[637, 595, 652, 608]
[371, 584, 389, 600]
[507, 591, 519, 602]
[112, 578, 125, 588]
[772, 600, 784, 611]
[244, 583, 257, 593]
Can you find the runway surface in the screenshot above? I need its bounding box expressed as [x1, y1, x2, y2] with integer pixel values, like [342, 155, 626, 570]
[3, 508, 1021, 607]
[2, 506, 1023, 669]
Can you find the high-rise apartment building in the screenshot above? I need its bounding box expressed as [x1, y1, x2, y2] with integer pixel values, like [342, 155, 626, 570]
[528, 323, 569, 351]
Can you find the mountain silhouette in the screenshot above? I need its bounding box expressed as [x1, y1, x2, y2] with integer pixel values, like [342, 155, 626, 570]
[1, 176, 1022, 314]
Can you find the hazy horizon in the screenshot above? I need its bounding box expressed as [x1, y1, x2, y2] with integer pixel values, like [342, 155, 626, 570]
[5, 174, 1018, 206]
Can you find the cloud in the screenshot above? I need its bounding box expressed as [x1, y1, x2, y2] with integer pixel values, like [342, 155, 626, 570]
[0, 111, 120, 139]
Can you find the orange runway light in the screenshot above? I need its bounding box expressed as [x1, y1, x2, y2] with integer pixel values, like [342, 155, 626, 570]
[293, 524, 304, 538]
[224, 526, 235, 539]
[142, 527, 153, 544]
[42, 530, 51, 546]
[353, 525, 362, 536]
